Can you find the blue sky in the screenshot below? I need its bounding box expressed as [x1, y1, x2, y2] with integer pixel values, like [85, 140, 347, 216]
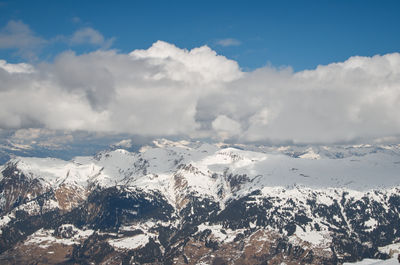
[1, 0, 400, 70]
[1, 0, 400, 149]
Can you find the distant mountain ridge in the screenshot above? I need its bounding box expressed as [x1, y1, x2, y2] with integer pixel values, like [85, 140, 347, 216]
[0, 140, 399, 264]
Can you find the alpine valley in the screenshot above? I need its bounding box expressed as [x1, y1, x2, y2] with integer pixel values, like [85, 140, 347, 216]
[0, 139, 400, 265]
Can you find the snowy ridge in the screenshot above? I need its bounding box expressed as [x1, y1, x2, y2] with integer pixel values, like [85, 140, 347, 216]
[1, 141, 400, 206]
[1, 156, 101, 188]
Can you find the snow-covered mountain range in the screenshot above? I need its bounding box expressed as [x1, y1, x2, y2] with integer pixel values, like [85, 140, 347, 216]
[0, 139, 399, 264]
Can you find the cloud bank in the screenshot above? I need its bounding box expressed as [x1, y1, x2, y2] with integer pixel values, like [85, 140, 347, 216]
[1, 40, 400, 144]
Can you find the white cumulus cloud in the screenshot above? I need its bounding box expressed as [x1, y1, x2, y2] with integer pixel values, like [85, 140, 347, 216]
[0, 40, 399, 145]
[212, 115, 242, 140]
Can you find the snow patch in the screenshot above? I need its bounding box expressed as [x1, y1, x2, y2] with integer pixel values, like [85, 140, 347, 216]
[108, 234, 150, 250]
[24, 227, 94, 248]
[365, 218, 378, 232]
[343, 258, 400, 265]
[379, 242, 400, 257]
[289, 225, 330, 246]
[197, 223, 243, 243]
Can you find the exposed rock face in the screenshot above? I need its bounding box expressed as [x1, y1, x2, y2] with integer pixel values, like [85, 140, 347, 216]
[0, 162, 45, 214]
[0, 141, 399, 264]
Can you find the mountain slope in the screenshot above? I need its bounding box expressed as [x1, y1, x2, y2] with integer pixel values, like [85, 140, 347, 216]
[0, 140, 399, 264]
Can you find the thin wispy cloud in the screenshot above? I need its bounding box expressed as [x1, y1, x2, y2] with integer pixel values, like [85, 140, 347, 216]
[71, 16, 81, 24]
[70, 27, 115, 48]
[0, 20, 46, 60]
[216, 38, 241, 47]
[0, 20, 115, 59]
